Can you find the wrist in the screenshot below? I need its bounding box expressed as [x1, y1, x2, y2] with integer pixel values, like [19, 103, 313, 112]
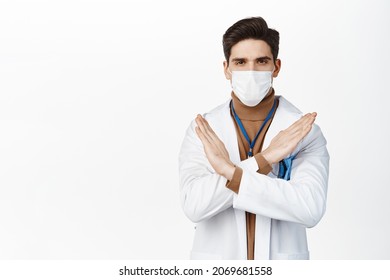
[222, 162, 235, 181]
[261, 150, 275, 165]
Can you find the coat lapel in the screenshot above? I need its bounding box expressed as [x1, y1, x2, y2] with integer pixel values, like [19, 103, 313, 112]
[222, 100, 241, 165]
[262, 96, 302, 153]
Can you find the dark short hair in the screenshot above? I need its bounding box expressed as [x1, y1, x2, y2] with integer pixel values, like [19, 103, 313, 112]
[222, 17, 280, 63]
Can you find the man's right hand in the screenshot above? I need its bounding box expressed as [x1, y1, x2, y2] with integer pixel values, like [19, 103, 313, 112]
[261, 112, 317, 165]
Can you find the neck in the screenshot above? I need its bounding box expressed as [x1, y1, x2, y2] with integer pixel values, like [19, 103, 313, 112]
[231, 88, 275, 121]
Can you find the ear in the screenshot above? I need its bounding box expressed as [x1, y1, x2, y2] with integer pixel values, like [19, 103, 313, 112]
[273, 59, 281, 78]
[223, 61, 231, 80]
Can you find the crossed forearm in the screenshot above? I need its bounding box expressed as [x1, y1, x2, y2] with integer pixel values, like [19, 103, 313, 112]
[195, 112, 317, 181]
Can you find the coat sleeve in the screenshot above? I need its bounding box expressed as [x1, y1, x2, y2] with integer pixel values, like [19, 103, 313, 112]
[233, 123, 330, 228]
[178, 119, 234, 223]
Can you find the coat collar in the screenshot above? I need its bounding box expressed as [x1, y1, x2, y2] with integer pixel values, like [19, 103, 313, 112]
[230, 88, 276, 121]
[220, 95, 303, 166]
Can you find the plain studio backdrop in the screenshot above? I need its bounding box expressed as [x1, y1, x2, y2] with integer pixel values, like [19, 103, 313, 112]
[0, 0, 389, 260]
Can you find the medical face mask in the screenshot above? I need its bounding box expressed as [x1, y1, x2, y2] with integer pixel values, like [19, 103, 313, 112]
[229, 67, 274, 107]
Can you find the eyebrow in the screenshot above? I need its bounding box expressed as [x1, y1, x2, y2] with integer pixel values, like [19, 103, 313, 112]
[231, 56, 272, 62]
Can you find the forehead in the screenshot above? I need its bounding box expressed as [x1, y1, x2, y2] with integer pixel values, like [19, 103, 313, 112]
[230, 39, 272, 60]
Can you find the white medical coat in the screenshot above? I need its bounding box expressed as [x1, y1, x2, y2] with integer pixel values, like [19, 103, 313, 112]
[178, 95, 330, 260]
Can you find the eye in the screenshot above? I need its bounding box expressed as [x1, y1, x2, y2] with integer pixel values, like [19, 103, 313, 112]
[235, 60, 245, 65]
[257, 59, 267, 64]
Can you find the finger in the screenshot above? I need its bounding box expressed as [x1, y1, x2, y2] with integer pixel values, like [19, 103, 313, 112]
[288, 129, 309, 151]
[195, 115, 214, 143]
[295, 114, 315, 134]
[280, 115, 315, 144]
[196, 125, 226, 160]
[302, 120, 315, 136]
[293, 112, 316, 128]
[295, 113, 315, 129]
[200, 116, 229, 154]
[195, 125, 210, 145]
[200, 116, 222, 143]
[197, 115, 231, 159]
[309, 112, 317, 125]
[200, 116, 229, 153]
[284, 114, 309, 133]
[293, 122, 313, 143]
[291, 118, 315, 140]
[301, 113, 316, 132]
[287, 113, 316, 134]
[197, 115, 220, 144]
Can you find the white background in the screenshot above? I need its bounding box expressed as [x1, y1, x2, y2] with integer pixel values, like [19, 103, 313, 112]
[0, 0, 389, 259]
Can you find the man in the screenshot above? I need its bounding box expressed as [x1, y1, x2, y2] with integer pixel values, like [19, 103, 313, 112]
[178, 17, 329, 260]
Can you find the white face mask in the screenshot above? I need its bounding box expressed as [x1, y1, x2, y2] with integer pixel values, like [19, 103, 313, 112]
[229, 68, 274, 107]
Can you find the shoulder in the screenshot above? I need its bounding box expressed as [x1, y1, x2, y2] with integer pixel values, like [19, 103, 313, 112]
[278, 95, 325, 133]
[279, 96, 328, 154]
[277, 95, 303, 116]
[275, 95, 328, 154]
[203, 100, 231, 119]
[184, 100, 231, 137]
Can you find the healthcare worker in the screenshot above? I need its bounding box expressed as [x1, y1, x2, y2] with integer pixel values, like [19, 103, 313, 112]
[178, 17, 330, 260]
